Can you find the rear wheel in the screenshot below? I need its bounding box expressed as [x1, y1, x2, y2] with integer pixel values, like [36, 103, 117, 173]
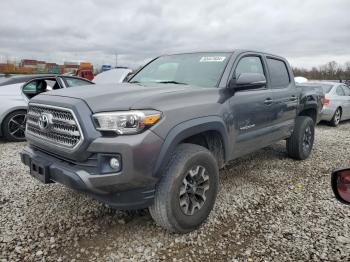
[2, 110, 27, 142]
[149, 143, 219, 233]
[329, 108, 341, 127]
[286, 116, 315, 160]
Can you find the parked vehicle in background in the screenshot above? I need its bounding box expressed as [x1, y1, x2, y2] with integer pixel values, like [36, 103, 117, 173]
[101, 65, 112, 72]
[76, 69, 94, 81]
[21, 50, 321, 233]
[76, 62, 94, 81]
[294, 76, 308, 84]
[331, 168, 350, 204]
[308, 82, 350, 126]
[0, 75, 93, 142]
[93, 68, 132, 84]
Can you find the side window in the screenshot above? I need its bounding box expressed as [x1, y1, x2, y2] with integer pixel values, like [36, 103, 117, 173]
[266, 58, 290, 88]
[235, 56, 264, 77]
[23, 81, 37, 93]
[64, 78, 92, 87]
[336, 86, 345, 96]
[341, 85, 350, 96]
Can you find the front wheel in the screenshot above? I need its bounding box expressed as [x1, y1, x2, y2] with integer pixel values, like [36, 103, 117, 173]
[286, 116, 315, 160]
[149, 143, 219, 233]
[2, 110, 27, 142]
[329, 108, 341, 127]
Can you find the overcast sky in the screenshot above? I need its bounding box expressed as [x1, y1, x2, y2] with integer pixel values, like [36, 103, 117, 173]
[0, 0, 349, 69]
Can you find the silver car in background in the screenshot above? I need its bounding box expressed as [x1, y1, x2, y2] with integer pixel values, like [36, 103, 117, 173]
[310, 82, 350, 126]
[0, 75, 93, 141]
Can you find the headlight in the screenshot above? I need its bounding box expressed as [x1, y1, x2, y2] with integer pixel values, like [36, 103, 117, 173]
[92, 110, 162, 135]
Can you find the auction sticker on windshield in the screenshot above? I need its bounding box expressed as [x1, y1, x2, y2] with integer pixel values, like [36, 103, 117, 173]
[200, 56, 226, 62]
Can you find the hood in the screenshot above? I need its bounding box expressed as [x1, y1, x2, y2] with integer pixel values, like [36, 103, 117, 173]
[0, 83, 22, 96]
[39, 82, 197, 112]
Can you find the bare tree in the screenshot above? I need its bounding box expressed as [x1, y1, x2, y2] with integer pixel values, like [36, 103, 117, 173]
[293, 61, 350, 80]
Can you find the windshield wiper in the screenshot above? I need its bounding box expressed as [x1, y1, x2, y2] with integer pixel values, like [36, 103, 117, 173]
[129, 80, 140, 83]
[157, 81, 188, 85]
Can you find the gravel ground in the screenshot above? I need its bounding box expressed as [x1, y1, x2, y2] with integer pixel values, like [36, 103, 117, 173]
[1, 122, 350, 261]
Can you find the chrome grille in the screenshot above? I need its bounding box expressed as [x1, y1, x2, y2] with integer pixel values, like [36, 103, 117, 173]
[26, 104, 83, 150]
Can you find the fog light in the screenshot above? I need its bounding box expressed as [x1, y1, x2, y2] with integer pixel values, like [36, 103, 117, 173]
[110, 157, 121, 170]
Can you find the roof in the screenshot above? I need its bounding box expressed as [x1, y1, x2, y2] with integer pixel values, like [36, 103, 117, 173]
[0, 74, 58, 86]
[159, 49, 287, 60]
[0, 74, 93, 87]
[308, 81, 342, 86]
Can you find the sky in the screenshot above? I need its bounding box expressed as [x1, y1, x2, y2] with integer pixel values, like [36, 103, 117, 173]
[0, 0, 349, 69]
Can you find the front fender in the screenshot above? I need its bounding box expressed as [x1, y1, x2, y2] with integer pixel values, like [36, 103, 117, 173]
[153, 116, 230, 177]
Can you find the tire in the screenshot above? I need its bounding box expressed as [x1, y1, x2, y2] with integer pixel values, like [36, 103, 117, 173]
[329, 108, 342, 127]
[2, 110, 27, 142]
[286, 116, 315, 160]
[149, 143, 219, 233]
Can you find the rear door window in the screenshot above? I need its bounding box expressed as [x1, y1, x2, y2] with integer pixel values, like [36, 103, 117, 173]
[336, 86, 345, 96]
[64, 77, 92, 87]
[320, 84, 333, 93]
[341, 85, 350, 96]
[266, 58, 290, 88]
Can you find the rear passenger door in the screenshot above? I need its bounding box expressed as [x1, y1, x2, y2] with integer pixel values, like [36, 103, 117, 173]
[266, 57, 298, 139]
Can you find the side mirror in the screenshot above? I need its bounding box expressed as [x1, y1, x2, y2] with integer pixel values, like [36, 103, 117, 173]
[229, 73, 266, 91]
[331, 168, 350, 205]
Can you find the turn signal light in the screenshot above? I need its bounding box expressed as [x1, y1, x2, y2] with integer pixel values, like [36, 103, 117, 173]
[143, 114, 161, 124]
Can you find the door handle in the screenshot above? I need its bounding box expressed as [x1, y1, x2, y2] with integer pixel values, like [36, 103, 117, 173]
[264, 98, 273, 105]
[290, 95, 297, 102]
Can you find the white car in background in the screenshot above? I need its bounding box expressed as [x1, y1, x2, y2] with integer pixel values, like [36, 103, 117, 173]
[0, 75, 93, 142]
[93, 68, 132, 85]
[294, 76, 308, 84]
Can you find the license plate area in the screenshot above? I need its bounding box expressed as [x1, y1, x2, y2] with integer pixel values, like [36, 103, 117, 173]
[30, 160, 52, 184]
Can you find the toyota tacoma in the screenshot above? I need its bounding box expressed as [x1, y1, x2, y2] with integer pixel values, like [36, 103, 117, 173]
[21, 50, 321, 233]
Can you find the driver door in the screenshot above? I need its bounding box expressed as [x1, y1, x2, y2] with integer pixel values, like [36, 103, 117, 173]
[229, 54, 276, 158]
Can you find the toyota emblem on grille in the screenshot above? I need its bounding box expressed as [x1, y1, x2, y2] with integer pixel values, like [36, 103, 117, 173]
[38, 113, 52, 130]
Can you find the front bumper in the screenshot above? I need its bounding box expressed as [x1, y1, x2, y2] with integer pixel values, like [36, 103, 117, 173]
[21, 130, 164, 209]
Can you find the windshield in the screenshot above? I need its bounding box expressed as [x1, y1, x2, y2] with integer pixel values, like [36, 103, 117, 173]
[130, 52, 231, 88]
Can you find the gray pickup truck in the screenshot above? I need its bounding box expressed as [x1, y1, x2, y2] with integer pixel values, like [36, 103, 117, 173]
[21, 50, 321, 233]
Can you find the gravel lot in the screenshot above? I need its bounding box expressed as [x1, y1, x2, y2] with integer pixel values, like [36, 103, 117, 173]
[1, 122, 350, 261]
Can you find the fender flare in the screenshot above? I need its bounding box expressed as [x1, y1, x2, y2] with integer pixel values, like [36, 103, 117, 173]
[299, 101, 318, 112]
[153, 116, 230, 177]
[298, 93, 319, 113]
